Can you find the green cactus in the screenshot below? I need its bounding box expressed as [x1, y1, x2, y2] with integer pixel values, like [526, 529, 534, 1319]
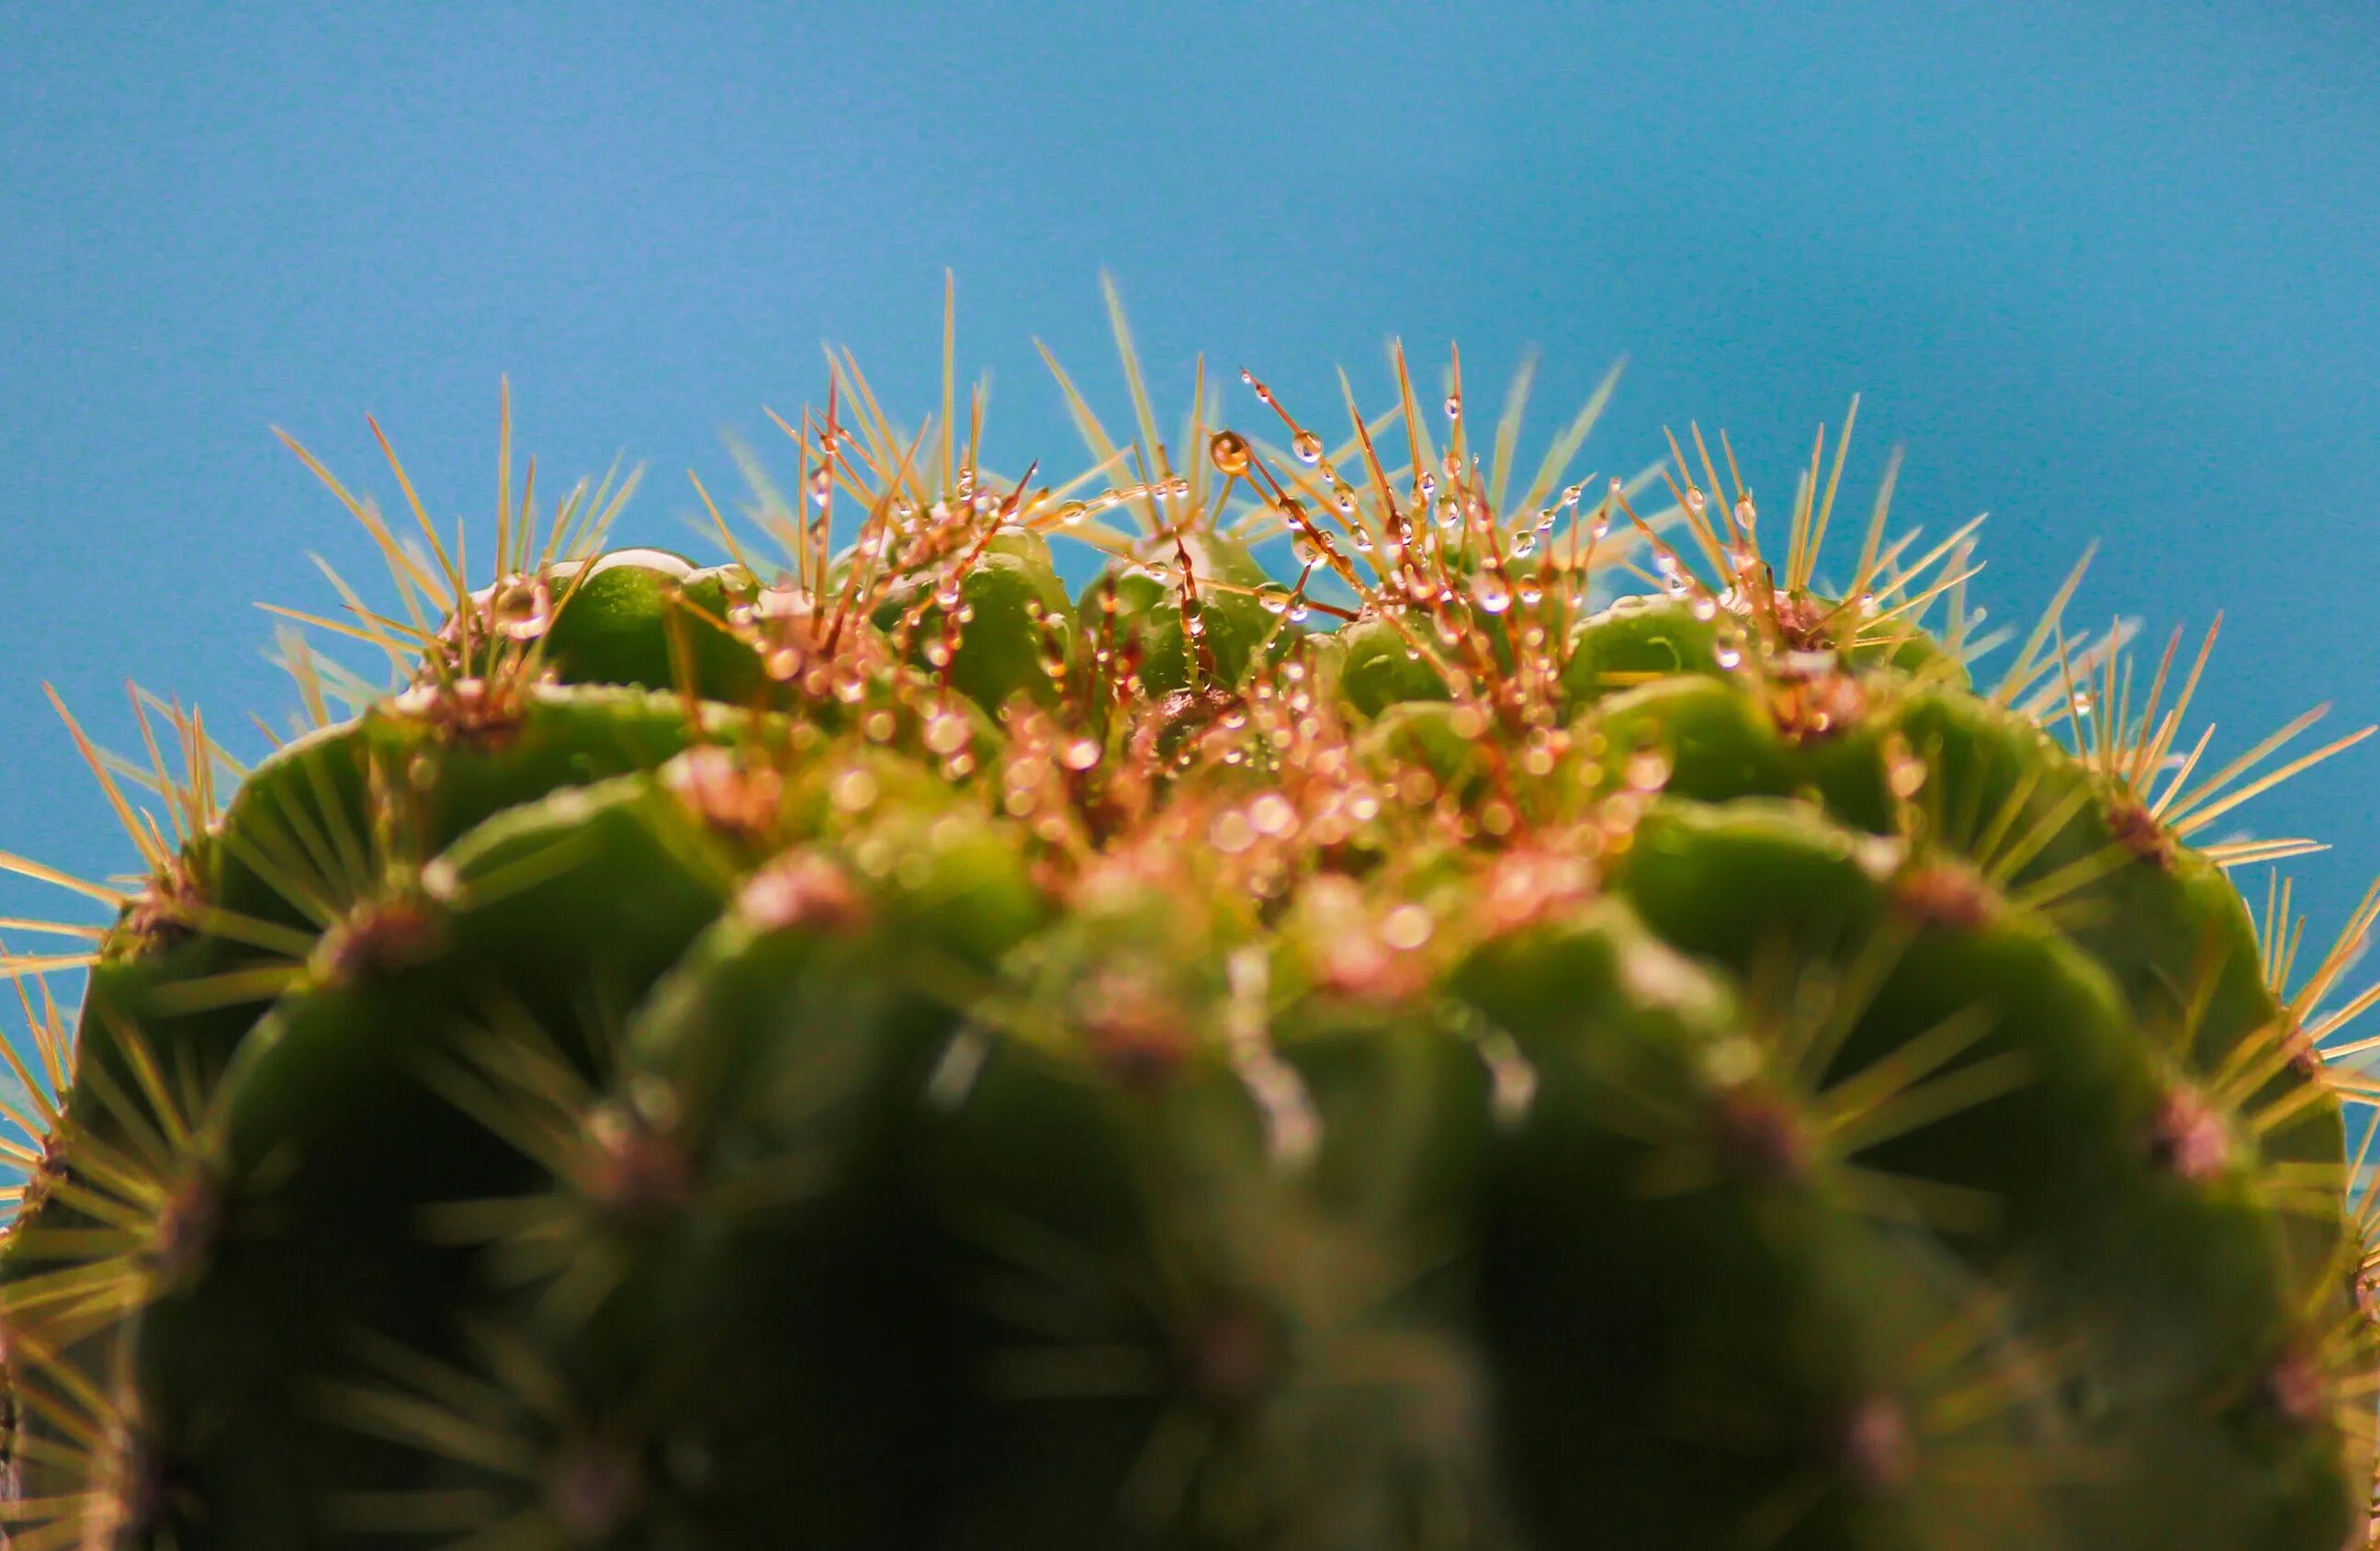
[3, 312, 2377, 1551]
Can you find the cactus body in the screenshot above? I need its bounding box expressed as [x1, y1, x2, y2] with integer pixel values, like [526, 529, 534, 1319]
[2, 342, 2375, 1550]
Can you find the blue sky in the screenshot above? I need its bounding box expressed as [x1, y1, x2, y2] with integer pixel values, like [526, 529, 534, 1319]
[3, 3, 2376, 948]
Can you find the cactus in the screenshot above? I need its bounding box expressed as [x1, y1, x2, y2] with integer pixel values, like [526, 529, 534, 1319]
[4, 300, 2378, 1550]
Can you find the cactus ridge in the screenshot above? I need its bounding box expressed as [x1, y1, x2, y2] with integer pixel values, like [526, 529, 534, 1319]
[3, 298, 2378, 1549]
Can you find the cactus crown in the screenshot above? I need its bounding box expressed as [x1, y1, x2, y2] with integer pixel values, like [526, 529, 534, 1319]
[3, 289, 2378, 1550]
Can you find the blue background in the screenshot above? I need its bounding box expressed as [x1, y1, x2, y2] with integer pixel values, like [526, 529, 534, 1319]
[3, 5, 2375, 975]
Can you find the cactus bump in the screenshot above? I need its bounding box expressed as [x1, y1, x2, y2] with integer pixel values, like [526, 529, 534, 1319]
[5, 297, 2380, 1548]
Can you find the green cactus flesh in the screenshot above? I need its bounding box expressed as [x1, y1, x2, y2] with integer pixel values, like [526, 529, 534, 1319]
[3, 341, 2376, 1551]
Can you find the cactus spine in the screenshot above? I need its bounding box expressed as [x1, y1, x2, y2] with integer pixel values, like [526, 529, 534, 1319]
[3, 309, 2377, 1549]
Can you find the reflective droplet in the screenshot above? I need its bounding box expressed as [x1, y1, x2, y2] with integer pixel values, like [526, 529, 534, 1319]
[1292, 430, 1324, 465]
[1625, 744, 1673, 792]
[1444, 394, 1461, 420]
[923, 712, 971, 754]
[1472, 571, 1514, 615]
[1511, 531, 1537, 557]
[1210, 430, 1252, 476]
[1382, 902, 1434, 949]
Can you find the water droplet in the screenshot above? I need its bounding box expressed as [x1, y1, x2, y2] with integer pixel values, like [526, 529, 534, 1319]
[1512, 531, 1537, 557]
[2070, 691, 2094, 718]
[1062, 738, 1102, 771]
[1686, 489, 1706, 515]
[1382, 902, 1435, 949]
[1625, 744, 1673, 792]
[1435, 496, 1461, 529]
[1211, 810, 1257, 854]
[1292, 430, 1324, 465]
[1734, 497, 1758, 532]
[831, 766, 880, 811]
[1210, 430, 1252, 476]
[1516, 579, 1545, 606]
[1249, 793, 1297, 836]
[1444, 394, 1461, 420]
[1056, 501, 1088, 525]
[923, 711, 972, 755]
[1472, 571, 1514, 615]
